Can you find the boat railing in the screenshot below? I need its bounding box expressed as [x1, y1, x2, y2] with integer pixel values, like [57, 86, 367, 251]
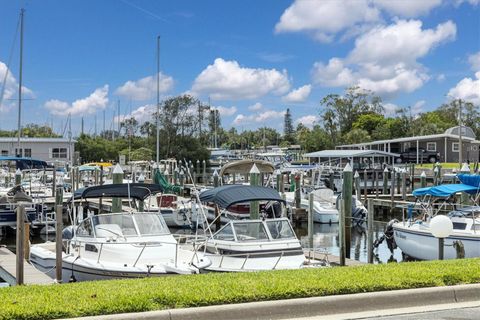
[67, 238, 182, 268]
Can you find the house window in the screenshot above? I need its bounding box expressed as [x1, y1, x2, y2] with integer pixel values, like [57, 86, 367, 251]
[24, 148, 32, 157]
[1, 150, 8, 156]
[426, 142, 436, 152]
[452, 142, 459, 152]
[52, 148, 67, 159]
[15, 148, 23, 157]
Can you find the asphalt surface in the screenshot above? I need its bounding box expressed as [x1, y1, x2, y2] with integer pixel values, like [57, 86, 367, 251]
[361, 306, 480, 319]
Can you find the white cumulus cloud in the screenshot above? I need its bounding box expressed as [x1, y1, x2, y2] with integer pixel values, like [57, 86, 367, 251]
[295, 115, 319, 128]
[45, 85, 109, 116]
[248, 102, 263, 111]
[311, 19, 456, 97]
[448, 72, 480, 105]
[275, 0, 380, 42]
[373, 0, 442, 17]
[0, 61, 34, 113]
[115, 72, 174, 101]
[468, 52, 480, 71]
[213, 105, 237, 117]
[233, 109, 286, 125]
[282, 84, 312, 103]
[192, 58, 290, 100]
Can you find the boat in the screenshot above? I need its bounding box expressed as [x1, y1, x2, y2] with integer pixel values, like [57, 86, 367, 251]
[392, 174, 480, 260]
[30, 183, 210, 281]
[0, 185, 37, 227]
[284, 187, 339, 224]
[145, 193, 193, 228]
[191, 184, 309, 271]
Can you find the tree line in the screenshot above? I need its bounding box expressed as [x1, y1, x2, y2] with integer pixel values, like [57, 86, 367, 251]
[1, 86, 478, 162]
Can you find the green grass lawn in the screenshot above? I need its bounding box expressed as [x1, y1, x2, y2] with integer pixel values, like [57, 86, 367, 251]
[415, 163, 463, 170]
[1, 259, 479, 320]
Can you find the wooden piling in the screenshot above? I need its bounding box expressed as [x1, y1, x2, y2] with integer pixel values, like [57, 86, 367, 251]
[354, 171, 360, 199]
[55, 203, 63, 283]
[294, 173, 301, 209]
[202, 160, 207, 185]
[420, 171, 426, 188]
[249, 164, 260, 220]
[213, 170, 219, 187]
[401, 170, 407, 200]
[363, 169, 368, 203]
[111, 164, 123, 213]
[308, 193, 314, 249]
[24, 222, 30, 263]
[383, 167, 389, 194]
[342, 164, 353, 260]
[16, 205, 25, 285]
[375, 170, 379, 198]
[367, 198, 374, 264]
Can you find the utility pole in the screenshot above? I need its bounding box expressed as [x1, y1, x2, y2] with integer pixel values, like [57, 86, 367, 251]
[16, 8, 25, 156]
[156, 35, 161, 165]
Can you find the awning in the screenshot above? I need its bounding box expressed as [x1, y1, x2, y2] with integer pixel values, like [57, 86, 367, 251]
[413, 183, 479, 197]
[71, 183, 164, 201]
[219, 159, 274, 176]
[199, 185, 285, 208]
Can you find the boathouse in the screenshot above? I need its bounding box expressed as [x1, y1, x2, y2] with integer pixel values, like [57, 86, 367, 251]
[336, 126, 480, 164]
[0, 137, 75, 163]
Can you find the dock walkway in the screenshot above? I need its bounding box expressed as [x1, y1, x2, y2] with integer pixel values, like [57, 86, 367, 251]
[0, 247, 52, 285]
[303, 249, 365, 266]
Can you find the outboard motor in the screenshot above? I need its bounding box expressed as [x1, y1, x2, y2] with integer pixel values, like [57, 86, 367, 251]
[373, 219, 398, 255]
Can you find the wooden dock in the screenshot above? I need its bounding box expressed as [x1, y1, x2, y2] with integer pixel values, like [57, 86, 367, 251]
[0, 247, 52, 286]
[303, 249, 365, 267]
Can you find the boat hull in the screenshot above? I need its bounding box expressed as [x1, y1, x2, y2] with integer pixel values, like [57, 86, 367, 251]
[393, 222, 480, 260]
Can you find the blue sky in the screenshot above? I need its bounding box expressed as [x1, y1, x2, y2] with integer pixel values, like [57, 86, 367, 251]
[0, 0, 479, 136]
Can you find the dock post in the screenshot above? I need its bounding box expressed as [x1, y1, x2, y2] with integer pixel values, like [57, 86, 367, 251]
[15, 168, 22, 185]
[401, 170, 407, 200]
[52, 165, 56, 198]
[16, 205, 25, 285]
[396, 170, 401, 195]
[276, 171, 282, 191]
[55, 187, 63, 283]
[294, 173, 301, 209]
[308, 193, 314, 249]
[383, 167, 389, 194]
[202, 160, 206, 185]
[367, 198, 374, 264]
[420, 171, 426, 188]
[24, 221, 30, 263]
[329, 169, 334, 191]
[232, 173, 236, 184]
[354, 171, 360, 200]
[280, 173, 284, 192]
[100, 166, 104, 185]
[390, 168, 395, 209]
[339, 200, 345, 266]
[460, 163, 471, 207]
[375, 170, 379, 198]
[363, 169, 368, 203]
[94, 168, 99, 185]
[75, 167, 79, 190]
[249, 164, 260, 219]
[174, 168, 179, 185]
[290, 173, 295, 192]
[409, 164, 415, 192]
[111, 164, 123, 213]
[196, 160, 200, 184]
[213, 169, 219, 187]
[342, 164, 353, 260]
[433, 165, 439, 186]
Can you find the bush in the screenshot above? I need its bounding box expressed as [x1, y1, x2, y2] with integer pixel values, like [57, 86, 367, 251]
[1, 259, 479, 320]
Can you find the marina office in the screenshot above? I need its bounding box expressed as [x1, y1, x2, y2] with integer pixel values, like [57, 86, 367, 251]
[0, 137, 75, 163]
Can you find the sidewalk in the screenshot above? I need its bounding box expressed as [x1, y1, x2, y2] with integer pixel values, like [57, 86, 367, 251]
[66, 283, 480, 320]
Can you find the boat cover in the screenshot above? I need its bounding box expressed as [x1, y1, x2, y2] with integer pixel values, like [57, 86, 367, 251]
[219, 159, 275, 176]
[71, 183, 164, 201]
[413, 183, 479, 197]
[458, 174, 480, 187]
[199, 185, 285, 208]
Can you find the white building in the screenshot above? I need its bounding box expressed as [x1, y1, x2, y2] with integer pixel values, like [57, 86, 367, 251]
[0, 137, 75, 163]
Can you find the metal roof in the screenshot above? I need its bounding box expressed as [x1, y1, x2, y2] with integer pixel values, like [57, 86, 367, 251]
[304, 149, 399, 158]
[338, 133, 479, 148]
[0, 137, 76, 143]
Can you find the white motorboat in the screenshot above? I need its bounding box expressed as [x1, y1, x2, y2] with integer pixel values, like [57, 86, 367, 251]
[30, 183, 210, 281]
[192, 184, 314, 271]
[201, 218, 306, 272]
[284, 189, 339, 224]
[145, 193, 193, 228]
[393, 174, 480, 260]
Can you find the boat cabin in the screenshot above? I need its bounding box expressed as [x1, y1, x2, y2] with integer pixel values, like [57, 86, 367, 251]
[212, 218, 296, 242]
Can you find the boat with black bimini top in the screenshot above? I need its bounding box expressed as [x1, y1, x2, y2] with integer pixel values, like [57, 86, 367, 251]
[29, 183, 210, 281]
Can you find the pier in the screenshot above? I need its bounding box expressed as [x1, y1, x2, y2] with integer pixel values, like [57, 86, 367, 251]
[0, 247, 52, 286]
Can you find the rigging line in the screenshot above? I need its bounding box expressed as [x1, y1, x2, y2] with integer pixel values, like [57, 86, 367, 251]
[119, 0, 168, 22]
[0, 12, 21, 113]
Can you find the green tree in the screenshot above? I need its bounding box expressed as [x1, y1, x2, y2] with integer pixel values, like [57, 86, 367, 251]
[283, 108, 294, 144]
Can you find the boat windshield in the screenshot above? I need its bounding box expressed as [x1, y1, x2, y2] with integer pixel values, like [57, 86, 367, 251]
[89, 213, 169, 238]
[232, 222, 269, 241]
[265, 220, 295, 239]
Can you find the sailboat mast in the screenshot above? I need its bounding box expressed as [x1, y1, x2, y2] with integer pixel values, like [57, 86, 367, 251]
[156, 35, 160, 165]
[16, 8, 25, 156]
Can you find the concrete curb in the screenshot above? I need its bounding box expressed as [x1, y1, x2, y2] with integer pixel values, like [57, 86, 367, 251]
[66, 284, 480, 320]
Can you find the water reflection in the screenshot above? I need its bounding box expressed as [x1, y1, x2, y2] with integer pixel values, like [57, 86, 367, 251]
[296, 221, 403, 264]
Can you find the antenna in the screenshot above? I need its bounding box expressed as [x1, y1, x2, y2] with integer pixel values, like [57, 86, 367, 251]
[156, 35, 161, 165]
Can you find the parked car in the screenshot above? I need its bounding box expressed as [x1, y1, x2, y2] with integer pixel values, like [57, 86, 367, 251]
[397, 147, 440, 163]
